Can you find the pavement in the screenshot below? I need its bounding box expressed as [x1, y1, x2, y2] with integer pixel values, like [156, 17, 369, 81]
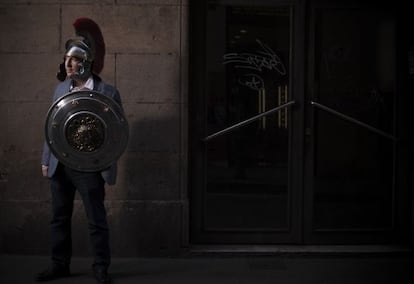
[1, 249, 414, 284]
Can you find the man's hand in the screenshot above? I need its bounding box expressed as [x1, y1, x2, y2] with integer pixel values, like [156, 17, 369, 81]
[41, 165, 48, 177]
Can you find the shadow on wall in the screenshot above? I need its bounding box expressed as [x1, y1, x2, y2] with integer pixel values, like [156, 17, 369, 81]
[107, 115, 184, 257]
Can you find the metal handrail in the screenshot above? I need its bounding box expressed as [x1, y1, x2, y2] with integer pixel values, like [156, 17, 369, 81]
[202, 100, 296, 142]
[310, 101, 397, 141]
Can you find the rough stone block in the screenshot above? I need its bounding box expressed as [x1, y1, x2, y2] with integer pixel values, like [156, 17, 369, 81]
[123, 103, 180, 152]
[0, 199, 96, 255]
[0, 151, 49, 201]
[116, 53, 180, 103]
[0, 102, 49, 152]
[0, 5, 60, 53]
[0, 0, 60, 3]
[107, 200, 184, 256]
[0, 200, 50, 254]
[0, 54, 61, 103]
[60, 0, 113, 4]
[108, 152, 181, 201]
[117, 0, 180, 5]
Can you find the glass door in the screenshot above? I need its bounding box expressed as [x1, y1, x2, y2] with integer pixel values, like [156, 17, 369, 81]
[304, 1, 407, 244]
[190, 0, 304, 243]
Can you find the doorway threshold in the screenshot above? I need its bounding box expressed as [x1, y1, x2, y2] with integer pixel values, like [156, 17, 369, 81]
[189, 245, 414, 257]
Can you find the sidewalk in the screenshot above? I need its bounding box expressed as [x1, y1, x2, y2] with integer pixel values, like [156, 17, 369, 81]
[1, 253, 413, 284]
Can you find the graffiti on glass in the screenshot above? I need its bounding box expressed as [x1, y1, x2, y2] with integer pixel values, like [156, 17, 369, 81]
[223, 39, 286, 75]
[237, 74, 264, 91]
[223, 39, 286, 90]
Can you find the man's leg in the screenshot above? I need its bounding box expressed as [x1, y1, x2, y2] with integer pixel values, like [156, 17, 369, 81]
[36, 164, 74, 282]
[66, 168, 111, 269]
[50, 165, 76, 268]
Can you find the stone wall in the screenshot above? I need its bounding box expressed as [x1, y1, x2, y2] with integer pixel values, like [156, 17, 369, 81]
[0, 0, 189, 256]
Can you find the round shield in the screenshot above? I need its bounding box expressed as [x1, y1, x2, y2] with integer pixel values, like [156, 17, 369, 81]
[45, 90, 129, 172]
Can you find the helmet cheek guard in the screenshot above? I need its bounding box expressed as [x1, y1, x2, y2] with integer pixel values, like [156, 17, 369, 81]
[74, 59, 92, 81]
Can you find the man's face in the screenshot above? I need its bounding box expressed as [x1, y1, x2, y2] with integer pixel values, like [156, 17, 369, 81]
[64, 55, 82, 78]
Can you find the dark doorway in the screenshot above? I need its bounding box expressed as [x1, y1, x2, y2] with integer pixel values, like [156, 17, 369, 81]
[189, 0, 409, 245]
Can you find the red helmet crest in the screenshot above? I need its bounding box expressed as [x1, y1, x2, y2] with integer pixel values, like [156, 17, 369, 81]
[72, 18, 106, 74]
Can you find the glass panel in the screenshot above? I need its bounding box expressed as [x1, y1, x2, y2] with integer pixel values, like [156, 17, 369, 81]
[204, 4, 291, 230]
[313, 8, 395, 230]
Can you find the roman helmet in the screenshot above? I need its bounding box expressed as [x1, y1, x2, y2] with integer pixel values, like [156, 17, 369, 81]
[57, 18, 106, 81]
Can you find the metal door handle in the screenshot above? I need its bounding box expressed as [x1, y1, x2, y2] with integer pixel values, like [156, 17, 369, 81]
[310, 101, 397, 141]
[202, 101, 296, 142]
